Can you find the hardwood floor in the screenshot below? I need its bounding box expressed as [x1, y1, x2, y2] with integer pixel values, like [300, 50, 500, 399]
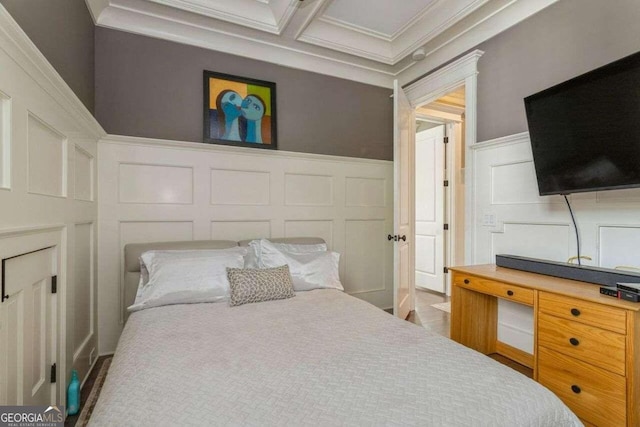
[408, 288, 450, 338]
[408, 287, 533, 378]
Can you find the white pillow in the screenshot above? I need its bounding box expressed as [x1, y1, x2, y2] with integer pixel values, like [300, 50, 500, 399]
[257, 239, 342, 291]
[129, 248, 246, 312]
[245, 239, 327, 268]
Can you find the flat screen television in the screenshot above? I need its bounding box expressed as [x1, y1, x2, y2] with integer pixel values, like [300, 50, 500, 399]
[524, 51, 640, 196]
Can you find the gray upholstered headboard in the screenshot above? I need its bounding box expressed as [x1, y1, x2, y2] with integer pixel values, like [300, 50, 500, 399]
[123, 237, 326, 320]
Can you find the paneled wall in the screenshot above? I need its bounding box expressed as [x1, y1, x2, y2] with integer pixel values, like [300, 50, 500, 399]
[470, 132, 640, 353]
[98, 136, 394, 354]
[0, 6, 102, 405]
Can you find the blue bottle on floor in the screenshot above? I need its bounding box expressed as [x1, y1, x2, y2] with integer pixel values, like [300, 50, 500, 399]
[67, 370, 80, 415]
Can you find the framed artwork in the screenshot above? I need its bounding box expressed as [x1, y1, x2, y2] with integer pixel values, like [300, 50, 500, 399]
[203, 70, 277, 149]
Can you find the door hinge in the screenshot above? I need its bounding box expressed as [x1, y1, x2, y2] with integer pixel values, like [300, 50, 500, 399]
[444, 224, 449, 231]
[51, 275, 57, 294]
[444, 180, 449, 187]
[444, 267, 449, 274]
[444, 136, 449, 144]
[50, 363, 56, 383]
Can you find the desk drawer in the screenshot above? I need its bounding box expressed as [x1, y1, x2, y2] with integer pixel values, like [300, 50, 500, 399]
[538, 313, 626, 375]
[538, 347, 626, 427]
[539, 292, 626, 334]
[453, 274, 534, 306]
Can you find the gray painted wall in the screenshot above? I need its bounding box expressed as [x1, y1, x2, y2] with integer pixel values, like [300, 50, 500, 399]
[475, 0, 640, 142]
[95, 28, 393, 160]
[1, 0, 95, 113]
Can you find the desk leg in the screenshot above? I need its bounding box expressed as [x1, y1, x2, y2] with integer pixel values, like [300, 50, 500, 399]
[451, 285, 497, 355]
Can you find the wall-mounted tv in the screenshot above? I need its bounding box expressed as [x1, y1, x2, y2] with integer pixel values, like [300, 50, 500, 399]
[524, 51, 640, 196]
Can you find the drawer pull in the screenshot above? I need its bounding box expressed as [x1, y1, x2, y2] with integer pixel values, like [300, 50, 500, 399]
[571, 385, 581, 394]
[569, 337, 580, 346]
[507, 290, 514, 296]
[464, 279, 470, 284]
[570, 308, 581, 317]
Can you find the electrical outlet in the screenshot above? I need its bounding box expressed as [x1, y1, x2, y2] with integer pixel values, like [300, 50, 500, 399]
[482, 213, 496, 227]
[89, 348, 95, 366]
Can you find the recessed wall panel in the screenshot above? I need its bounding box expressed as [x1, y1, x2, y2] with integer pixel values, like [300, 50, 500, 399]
[491, 161, 548, 204]
[492, 223, 570, 262]
[119, 221, 193, 248]
[0, 91, 10, 189]
[284, 220, 333, 248]
[28, 114, 66, 197]
[285, 173, 332, 206]
[119, 163, 193, 204]
[211, 169, 270, 205]
[345, 177, 385, 207]
[211, 221, 271, 241]
[596, 188, 640, 203]
[74, 146, 93, 201]
[73, 223, 92, 359]
[344, 220, 386, 294]
[599, 226, 640, 270]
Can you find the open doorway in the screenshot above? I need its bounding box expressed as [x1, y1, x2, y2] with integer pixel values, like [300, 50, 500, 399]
[414, 86, 466, 297]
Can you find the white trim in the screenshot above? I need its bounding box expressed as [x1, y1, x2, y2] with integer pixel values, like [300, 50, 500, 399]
[472, 131, 530, 151]
[0, 6, 105, 139]
[99, 134, 393, 166]
[402, 49, 483, 267]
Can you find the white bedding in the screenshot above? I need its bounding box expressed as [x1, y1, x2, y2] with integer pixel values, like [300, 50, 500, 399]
[90, 290, 581, 426]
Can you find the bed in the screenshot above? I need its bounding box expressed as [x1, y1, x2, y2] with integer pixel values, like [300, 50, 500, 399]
[89, 239, 581, 426]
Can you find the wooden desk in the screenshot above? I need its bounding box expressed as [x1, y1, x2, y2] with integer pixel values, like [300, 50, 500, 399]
[450, 264, 640, 427]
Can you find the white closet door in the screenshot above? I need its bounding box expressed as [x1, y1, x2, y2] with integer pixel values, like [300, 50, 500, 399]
[3, 248, 55, 405]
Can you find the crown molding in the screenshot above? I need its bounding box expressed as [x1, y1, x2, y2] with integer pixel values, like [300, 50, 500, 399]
[96, 2, 397, 87]
[0, 6, 105, 138]
[85, 0, 558, 89]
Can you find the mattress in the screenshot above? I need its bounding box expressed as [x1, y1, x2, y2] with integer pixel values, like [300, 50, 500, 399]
[90, 290, 581, 426]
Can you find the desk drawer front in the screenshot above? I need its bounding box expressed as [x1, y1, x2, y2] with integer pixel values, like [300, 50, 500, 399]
[453, 274, 534, 306]
[539, 292, 627, 334]
[538, 313, 626, 375]
[538, 347, 626, 427]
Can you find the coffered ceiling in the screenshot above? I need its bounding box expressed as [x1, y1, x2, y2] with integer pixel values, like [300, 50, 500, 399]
[85, 0, 558, 87]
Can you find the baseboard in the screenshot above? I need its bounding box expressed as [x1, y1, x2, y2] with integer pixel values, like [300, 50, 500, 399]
[495, 340, 534, 369]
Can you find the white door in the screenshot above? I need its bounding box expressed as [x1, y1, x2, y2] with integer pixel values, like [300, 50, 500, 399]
[2, 248, 56, 405]
[415, 125, 446, 293]
[393, 80, 415, 319]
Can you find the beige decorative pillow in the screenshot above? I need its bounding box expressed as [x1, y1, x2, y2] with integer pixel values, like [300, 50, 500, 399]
[227, 265, 296, 307]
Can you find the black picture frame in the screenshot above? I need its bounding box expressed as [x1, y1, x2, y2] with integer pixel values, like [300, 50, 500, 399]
[203, 70, 277, 150]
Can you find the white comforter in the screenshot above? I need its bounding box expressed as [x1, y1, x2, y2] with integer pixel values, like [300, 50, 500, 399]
[90, 290, 581, 426]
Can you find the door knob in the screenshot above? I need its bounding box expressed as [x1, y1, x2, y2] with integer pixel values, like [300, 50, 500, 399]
[399, 235, 406, 241]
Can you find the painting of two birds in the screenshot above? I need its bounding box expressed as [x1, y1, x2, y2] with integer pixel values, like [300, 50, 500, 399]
[203, 70, 277, 149]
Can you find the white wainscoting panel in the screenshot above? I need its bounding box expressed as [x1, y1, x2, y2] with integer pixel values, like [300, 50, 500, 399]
[74, 145, 93, 201]
[210, 169, 270, 205]
[284, 220, 334, 248]
[598, 225, 640, 270]
[491, 161, 549, 205]
[472, 132, 640, 354]
[285, 173, 333, 206]
[119, 163, 193, 204]
[343, 219, 391, 306]
[27, 113, 67, 197]
[0, 8, 102, 405]
[0, 90, 10, 189]
[211, 220, 271, 241]
[72, 223, 94, 365]
[345, 177, 386, 207]
[98, 136, 393, 354]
